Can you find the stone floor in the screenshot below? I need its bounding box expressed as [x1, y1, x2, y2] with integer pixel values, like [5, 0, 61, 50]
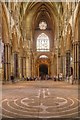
[1, 80, 80, 120]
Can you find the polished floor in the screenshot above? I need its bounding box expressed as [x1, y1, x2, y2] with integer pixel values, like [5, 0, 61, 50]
[1, 80, 80, 119]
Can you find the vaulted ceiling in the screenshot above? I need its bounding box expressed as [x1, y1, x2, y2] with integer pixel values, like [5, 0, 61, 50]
[20, 2, 64, 40]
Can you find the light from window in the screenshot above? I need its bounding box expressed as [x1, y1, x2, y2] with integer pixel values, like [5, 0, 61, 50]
[39, 55, 48, 58]
[37, 33, 50, 52]
[39, 21, 47, 30]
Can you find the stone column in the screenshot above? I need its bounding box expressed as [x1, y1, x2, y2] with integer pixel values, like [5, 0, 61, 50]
[33, 58, 36, 77]
[66, 50, 71, 77]
[60, 55, 66, 79]
[21, 57, 23, 78]
[24, 57, 26, 78]
[51, 55, 54, 77]
[60, 56, 63, 73]
[21, 57, 26, 78]
[23, 57, 26, 78]
[38, 65, 39, 77]
[53, 55, 57, 76]
[27, 53, 31, 77]
[63, 55, 66, 79]
[32, 57, 34, 77]
[18, 55, 21, 79]
[26, 57, 28, 77]
[58, 56, 61, 74]
[3, 43, 11, 82]
[30, 55, 33, 77]
[73, 41, 80, 83]
[13, 52, 18, 78]
[29, 54, 31, 77]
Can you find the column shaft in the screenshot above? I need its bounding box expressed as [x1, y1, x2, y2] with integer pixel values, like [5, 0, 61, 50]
[21, 57, 26, 78]
[13, 52, 18, 78]
[66, 50, 70, 77]
[73, 41, 80, 82]
[3, 43, 11, 81]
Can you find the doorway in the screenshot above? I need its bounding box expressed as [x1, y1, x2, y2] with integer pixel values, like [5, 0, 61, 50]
[39, 64, 48, 80]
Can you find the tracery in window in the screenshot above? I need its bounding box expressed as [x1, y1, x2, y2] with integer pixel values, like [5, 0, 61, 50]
[39, 21, 47, 30]
[37, 33, 50, 52]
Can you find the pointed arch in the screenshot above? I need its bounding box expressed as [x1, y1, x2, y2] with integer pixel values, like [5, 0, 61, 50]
[39, 55, 48, 58]
[2, 3, 10, 43]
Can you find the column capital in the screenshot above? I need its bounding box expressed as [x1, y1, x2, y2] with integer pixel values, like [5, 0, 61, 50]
[66, 50, 71, 53]
[12, 49, 19, 54]
[73, 41, 80, 45]
[4, 43, 11, 46]
[21, 56, 26, 59]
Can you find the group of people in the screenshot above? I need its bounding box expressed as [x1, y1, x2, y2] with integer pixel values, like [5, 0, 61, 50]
[22, 74, 63, 81]
[22, 75, 52, 81]
[24, 76, 37, 81]
[53, 73, 63, 81]
[10, 73, 63, 83]
[10, 73, 75, 85]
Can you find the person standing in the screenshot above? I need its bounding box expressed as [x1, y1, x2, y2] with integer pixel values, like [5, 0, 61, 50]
[10, 74, 15, 83]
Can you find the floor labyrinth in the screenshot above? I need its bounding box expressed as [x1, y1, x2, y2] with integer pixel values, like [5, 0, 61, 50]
[1, 88, 80, 118]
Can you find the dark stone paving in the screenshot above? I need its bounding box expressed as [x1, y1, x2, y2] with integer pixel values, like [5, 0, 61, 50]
[1, 80, 80, 119]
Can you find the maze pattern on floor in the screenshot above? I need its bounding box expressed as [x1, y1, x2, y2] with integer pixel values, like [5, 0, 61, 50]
[1, 88, 80, 118]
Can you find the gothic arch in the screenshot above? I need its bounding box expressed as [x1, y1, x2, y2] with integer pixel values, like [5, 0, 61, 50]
[23, 3, 59, 42]
[35, 54, 51, 77]
[34, 52, 52, 64]
[2, 3, 10, 43]
[74, 3, 80, 42]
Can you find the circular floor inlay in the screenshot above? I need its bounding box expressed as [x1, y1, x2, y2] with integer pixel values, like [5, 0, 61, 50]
[1, 88, 80, 118]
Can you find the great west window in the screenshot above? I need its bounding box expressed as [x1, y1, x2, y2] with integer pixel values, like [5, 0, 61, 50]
[37, 33, 50, 52]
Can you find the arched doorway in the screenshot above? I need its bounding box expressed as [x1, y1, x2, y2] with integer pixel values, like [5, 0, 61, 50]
[39, 64, 48, 80]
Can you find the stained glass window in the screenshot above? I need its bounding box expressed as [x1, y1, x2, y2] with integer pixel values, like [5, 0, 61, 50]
[37, 33, 50, 52]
